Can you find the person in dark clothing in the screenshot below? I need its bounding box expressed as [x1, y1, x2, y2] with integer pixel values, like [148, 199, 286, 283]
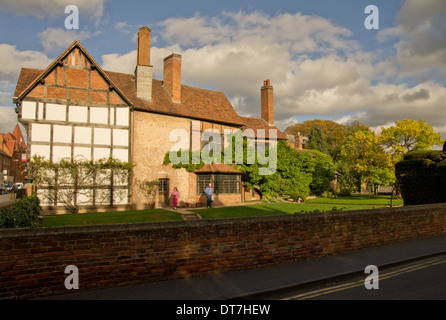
[205, 183, 213, 208]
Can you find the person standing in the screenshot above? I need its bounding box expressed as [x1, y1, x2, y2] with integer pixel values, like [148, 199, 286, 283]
[171, 187, 180, 210]
[205, 183, 213, 208]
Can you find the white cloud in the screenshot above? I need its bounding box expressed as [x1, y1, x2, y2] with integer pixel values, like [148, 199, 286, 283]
[0, 44, 51, 133]
[0, 0, 107, 21]
[0, 44, 51, 81]
[378, 0, 446, 80]
[100, 9, 446, 139]
[37, 27, 94, 53]
[0, 105, 18, 134]
[114, 21, 132, 34]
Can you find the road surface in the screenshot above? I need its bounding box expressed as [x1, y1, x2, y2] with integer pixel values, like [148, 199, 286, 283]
[278, 254, 446, 300]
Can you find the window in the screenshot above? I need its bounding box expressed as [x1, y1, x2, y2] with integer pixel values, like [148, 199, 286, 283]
[197, 174, 211, 194]
[197, 174, 241, 194]
[159, 179, 169, 192]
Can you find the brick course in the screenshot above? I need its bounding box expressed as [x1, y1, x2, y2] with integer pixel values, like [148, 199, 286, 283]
[1, 203, 446, 299]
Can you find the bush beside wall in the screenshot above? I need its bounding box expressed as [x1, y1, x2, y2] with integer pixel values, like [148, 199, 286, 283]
[0, 196, 41, 229]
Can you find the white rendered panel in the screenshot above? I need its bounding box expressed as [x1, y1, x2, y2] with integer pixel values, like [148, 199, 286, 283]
[69, 106, 88, 123]
[74, 127, 91, 144]
[113, 129, 129, 146]
[53, 146, 71, 162]
[93, 147, 110, 161]
[46, 104, 66, 121]
[37, 103, 44, 120]
[110, 108, 115, 125]
[21, 101, 36, 120]
[73, 147, 91, 161]
[112, 148, 128, 162]
[90, 107, 108, 124]
[113, 189, 128, 204]
[77, 190, 93, 206]
[37, 189, 54, 205]
[94, 128, 111, 145]
[53, 125, 72, 143]
[31, 124, 51, 142]
[116, 107, 129, 126]
[30, 145, 50, 160]
[95, 189, 110, 205]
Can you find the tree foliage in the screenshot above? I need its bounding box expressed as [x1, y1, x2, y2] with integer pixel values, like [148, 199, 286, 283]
[380, 119, 443, 162]
[285, 119, 346, 162]
[339, 130, 394, 190]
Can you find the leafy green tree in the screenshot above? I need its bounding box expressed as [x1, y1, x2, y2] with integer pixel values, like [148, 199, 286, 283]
[309, 150, 336, 195]
[380, 119, 443, 162]
[285, 119, 347, 162]
[306, 125, 329, 155]
[339, 130, 393, 191]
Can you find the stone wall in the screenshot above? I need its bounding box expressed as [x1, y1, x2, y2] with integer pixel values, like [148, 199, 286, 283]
[1, 203, 446, 299]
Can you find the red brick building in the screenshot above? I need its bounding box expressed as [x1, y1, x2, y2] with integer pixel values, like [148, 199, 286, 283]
[0, 124, 27, 184]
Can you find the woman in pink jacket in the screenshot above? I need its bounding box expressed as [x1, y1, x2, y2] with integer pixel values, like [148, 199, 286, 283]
[171, 187, 180, 210]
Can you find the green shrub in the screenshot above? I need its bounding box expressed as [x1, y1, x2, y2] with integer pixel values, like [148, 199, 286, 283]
[395, 150, 446, 205]
[0, 195, 41, 229]
[337, 187, 352, 197]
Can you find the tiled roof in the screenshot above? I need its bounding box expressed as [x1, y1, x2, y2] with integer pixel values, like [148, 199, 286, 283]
[239, 116, 287, 140]
[13, 68, 42, 98]
[0, 148, 11, 158]
[104, 70, 245, 126]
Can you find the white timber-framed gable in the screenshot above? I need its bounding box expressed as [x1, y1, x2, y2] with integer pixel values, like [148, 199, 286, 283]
[14, 41, 134, 208]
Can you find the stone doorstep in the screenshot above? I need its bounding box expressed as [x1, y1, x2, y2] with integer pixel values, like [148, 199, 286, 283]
[180, 212, 202, 220]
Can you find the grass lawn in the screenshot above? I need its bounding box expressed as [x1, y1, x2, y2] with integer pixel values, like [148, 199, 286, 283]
[41, 194, 398, 226]
[42, 209, 182, 227]
[190, 201, 381, 219]
[305, 194, 394, 206]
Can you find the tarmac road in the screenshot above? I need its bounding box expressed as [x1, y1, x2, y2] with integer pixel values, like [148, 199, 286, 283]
[279, 254, 446, 300]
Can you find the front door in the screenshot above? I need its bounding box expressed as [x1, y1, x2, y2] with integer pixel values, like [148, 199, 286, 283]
[159, 179, 169, 205]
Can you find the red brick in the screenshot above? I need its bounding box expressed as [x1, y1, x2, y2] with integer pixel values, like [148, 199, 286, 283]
[91, 70, 109, 90]
[28, 84, 44, 98]
[90, 91, 107, 103]
[110, 91, 124, 104]
[66, 68, 89, 88]
[45, 70, 56, 85]
[69, 88, 88, 102]
[47, 86, 67, 100]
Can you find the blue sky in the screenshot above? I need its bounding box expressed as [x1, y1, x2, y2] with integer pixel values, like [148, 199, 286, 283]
[0, 0, 445, 140]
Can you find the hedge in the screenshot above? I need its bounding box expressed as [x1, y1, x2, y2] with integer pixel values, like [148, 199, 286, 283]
[395, 150, 446, 205]
[0, 195, 41, 229]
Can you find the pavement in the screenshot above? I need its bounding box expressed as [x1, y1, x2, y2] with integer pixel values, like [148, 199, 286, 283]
[43, 232, 446, 300]
[0, 193, 16, 209]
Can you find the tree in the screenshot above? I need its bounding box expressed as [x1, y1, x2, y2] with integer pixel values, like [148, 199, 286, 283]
[380, 119, 443, 162]
[309, 150, 336, 195]
[285, 119, 346, 162]
[339, 130, 393, 191]
[306, 125, 329, 155]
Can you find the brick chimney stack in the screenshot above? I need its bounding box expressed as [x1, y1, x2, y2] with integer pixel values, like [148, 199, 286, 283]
[163, 53, 182, 103]
[261, 79, 274, 125]
[295, 133, 303, 150]
[135, 26, 153, 101]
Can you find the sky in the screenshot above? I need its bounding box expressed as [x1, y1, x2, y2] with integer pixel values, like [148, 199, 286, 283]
[0, 0, 445, 142]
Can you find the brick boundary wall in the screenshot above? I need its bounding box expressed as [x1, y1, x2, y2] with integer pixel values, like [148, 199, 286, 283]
[1, 203, 446, 299]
